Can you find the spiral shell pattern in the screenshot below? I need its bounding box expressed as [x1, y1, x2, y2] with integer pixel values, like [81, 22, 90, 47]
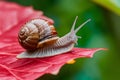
[18, 19, 58, 51]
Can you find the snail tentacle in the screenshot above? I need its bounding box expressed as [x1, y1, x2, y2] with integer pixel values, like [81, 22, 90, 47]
[75, 19, 91, 33]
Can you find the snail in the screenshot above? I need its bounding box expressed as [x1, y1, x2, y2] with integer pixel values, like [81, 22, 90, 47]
[17, 16, 91, 58]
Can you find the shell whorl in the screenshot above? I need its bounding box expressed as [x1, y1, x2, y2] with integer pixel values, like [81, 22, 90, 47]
[18, 19, 58, 51]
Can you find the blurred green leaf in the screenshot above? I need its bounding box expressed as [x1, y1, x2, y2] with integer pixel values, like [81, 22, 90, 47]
[93, 0, 120, 16]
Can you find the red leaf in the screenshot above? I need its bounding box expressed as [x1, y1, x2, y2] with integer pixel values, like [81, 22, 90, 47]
[0, 1, 106, 80]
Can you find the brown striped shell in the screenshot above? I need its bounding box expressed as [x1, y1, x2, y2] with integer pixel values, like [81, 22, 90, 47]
[18, 19, 59, 51]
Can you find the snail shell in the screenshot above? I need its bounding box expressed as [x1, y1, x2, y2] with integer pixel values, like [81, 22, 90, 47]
[17, 16, 91, 58]
[18, 19, 59, 51]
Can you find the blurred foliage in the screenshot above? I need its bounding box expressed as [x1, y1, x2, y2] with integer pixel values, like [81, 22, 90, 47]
[93, 0, 120, 16]
[7, 0, 120, 80]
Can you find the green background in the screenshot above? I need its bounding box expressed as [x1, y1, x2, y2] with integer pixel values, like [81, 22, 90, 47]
[8, 0, 120, 80]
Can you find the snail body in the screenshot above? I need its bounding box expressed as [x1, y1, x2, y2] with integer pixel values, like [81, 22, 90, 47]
[17, 16, 91, 58]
